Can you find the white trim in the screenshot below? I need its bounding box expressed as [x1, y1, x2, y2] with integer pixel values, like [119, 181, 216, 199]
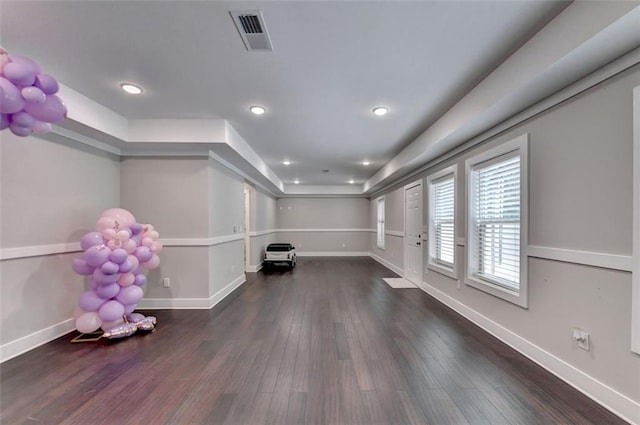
[528, 246, 632, 272]
[385, 230, 404, 237]
[49, 125, 122, 156]
[296, 251, 370, 257]
[161, 234, 244, 247]
[418, 279, 640, 425]
[208, 150, 281, 197]
[633, 85, 640, 354]
[0, 318, 75, 364]
[277, 228, 373, 233]
[249, 229, 277, 237]
[0, 242, 81, 260]
[369, 252, 404, 277]
[138, 274, 246, 310]
[246, 263, 263, 272]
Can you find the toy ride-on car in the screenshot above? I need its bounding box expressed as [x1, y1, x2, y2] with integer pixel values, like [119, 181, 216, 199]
[264, 243, 296, 269]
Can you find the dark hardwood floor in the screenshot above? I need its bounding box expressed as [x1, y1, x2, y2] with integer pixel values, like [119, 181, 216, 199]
[0, 257, 627, 425]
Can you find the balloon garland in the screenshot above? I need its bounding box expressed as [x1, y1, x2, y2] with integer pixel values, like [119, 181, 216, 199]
[72, 208, 162, 339]
[0, 47, 67, 137]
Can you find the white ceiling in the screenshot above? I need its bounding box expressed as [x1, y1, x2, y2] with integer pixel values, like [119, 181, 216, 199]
[0, 1, 569, 187]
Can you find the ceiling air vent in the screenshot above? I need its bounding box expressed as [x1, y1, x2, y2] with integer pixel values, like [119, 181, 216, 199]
[230, 10, 273, 52]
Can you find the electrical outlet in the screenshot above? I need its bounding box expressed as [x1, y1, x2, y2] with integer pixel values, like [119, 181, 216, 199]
[162, 277, 170, 288]
[573, 328, 590, 351]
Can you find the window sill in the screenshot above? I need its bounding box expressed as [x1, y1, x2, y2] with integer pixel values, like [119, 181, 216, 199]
[427, 262, 457, 280]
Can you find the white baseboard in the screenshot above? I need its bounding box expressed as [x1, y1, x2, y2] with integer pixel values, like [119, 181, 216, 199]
[419, 280, 640, 425]
[296, 251, 370, 257]
[0, 318, 75, 363]
[246, 263, 263, 272]
[139, 274, 246, 310]
[369, 252, 404, 276]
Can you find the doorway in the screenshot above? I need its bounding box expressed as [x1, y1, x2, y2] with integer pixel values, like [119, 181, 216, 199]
[404, 180, 423, 284]
[243, 185, 251, 272]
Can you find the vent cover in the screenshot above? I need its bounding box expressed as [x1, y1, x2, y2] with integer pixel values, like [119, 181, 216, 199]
[230, 10, 273, 52]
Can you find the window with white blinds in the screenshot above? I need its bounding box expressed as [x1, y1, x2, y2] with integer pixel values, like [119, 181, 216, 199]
[376, 196, 385, 249]
[466, 134, 528, 308]
[427, 165, 457, 278]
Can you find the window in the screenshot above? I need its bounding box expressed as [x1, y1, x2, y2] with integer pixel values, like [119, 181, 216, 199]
[466, 134, 528, 307]
[376, 196, 385, 249]
[427, 165, 457, 278]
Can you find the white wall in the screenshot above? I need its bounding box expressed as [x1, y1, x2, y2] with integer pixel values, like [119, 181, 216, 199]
[369, 187, 405, 272]
[0, 133, 120, 359]
[372, 65, 640, 418]
[276, 197, 370, 254]
[249, 186, 277, 270]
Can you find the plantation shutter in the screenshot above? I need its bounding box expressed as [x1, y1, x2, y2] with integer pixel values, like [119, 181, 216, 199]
[432, 176, 455, 266]
[471, 154, 520, 290]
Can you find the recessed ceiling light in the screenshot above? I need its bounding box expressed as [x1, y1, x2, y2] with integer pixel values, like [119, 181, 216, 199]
[283, 160, 291, 166]
[120, 83, 143, 95]
[348, 179, 355, 184]
[372, 106, 388, 116]
[362, 161, 370, 166]
[294, 179, 299, 184]
[250, 105, 266, 115]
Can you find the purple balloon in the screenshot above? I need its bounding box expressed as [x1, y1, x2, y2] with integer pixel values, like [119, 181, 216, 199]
[123, 304, 137, 315]
[0, 114, 9, 130]
[135, 246, 153, 263]
[133, 265, 144, 276]
[9, 56, 40, 74]
[80, 232, 104, 251]
[109, 248, 128, 264]
[78, 290, 106, 312]
[98, 300, 125, 322]
[130, 223, 143, 235]
[84, 245, 110, 267]
[31, 120, 51, 134]
[11, 111, 35, 128]
[21, 86, 46, 104]
[101, 261, 120, 275]
[93, 268, 119, 285]
[133, 274, 147, 286]
[33, 74, 58, 95]
[0, 77, 25, 113]
[116, 285, 143, 306]
[2, 62, 36, 86]
[96, 282, 120, 299]
[9, 123, 32, 137]
[72, 257, 94, 276]
[24, 94, 66, 123]
[119, 258, 134, 273]
[131, 234, 142, 246]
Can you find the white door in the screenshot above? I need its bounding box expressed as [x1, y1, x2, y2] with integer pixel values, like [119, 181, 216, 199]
[404, 181, 423, 284]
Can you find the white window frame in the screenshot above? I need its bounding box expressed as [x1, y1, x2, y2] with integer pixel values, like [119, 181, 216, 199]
[427, 165, 457, 279]
[465, 134, 529, 308]
[376, 196, 385, 250]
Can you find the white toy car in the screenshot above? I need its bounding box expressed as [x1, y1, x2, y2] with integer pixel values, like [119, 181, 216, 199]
[264, 243, 296, 269]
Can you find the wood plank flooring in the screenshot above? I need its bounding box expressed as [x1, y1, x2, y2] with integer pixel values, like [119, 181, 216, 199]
[0, 257, 628, 425]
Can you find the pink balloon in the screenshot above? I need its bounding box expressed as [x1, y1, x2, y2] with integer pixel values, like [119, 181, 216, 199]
[2, 62, 35, 86]
[96, 216, 117, 233]
[76, 312, 102, 334]
[127, 255, 140, 272]
[23, 94, 66, 123]
[33, 74, 58, 95]
[142, 237, 154, 248]
[99, 208, 136, 229]
[116, 229, 131, 241]
[31, 120, 51, 134]
[123, 239, 137, 254]
[150, 241, 163, 253]
[0, 77, 25, 113]
[73, 306, 86, 321]
[9, 123, 32, 137]
[21, 86, 46, 104]
[117, 272, 135, 287]
[102, 228, 117, 240]
[98, 300, 125, 322]
[148, 231, 160, 240]
[142, 254, 160, 270]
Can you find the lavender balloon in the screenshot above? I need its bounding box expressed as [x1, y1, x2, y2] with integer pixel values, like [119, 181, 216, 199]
[96, 282, 120, 300]
[133, 274, 147, 286]
[92, 268, 119, 285]
[2, 62, 36, 86]
[33, 74, 58, 95]
[11, 111, 34, 128]
[109, 248, 128, 264]
[0, 114, 9, 130]
[84, 245, 110, 267]
[24, 94, 66, 123]
[78, 290, 106, 312]
[9, 123, 32, 137]
[116, 285, 143, 306]
[98, 300, 125, 322]
[100, 261, 120, 275]
[134, 246, 153, 263]
[80, 232, 104, 251]
[130, 223, 143, 235]
[21, 86, 46, 104]
[0, 77, 25, 114]
[72, 258, 94, 276]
